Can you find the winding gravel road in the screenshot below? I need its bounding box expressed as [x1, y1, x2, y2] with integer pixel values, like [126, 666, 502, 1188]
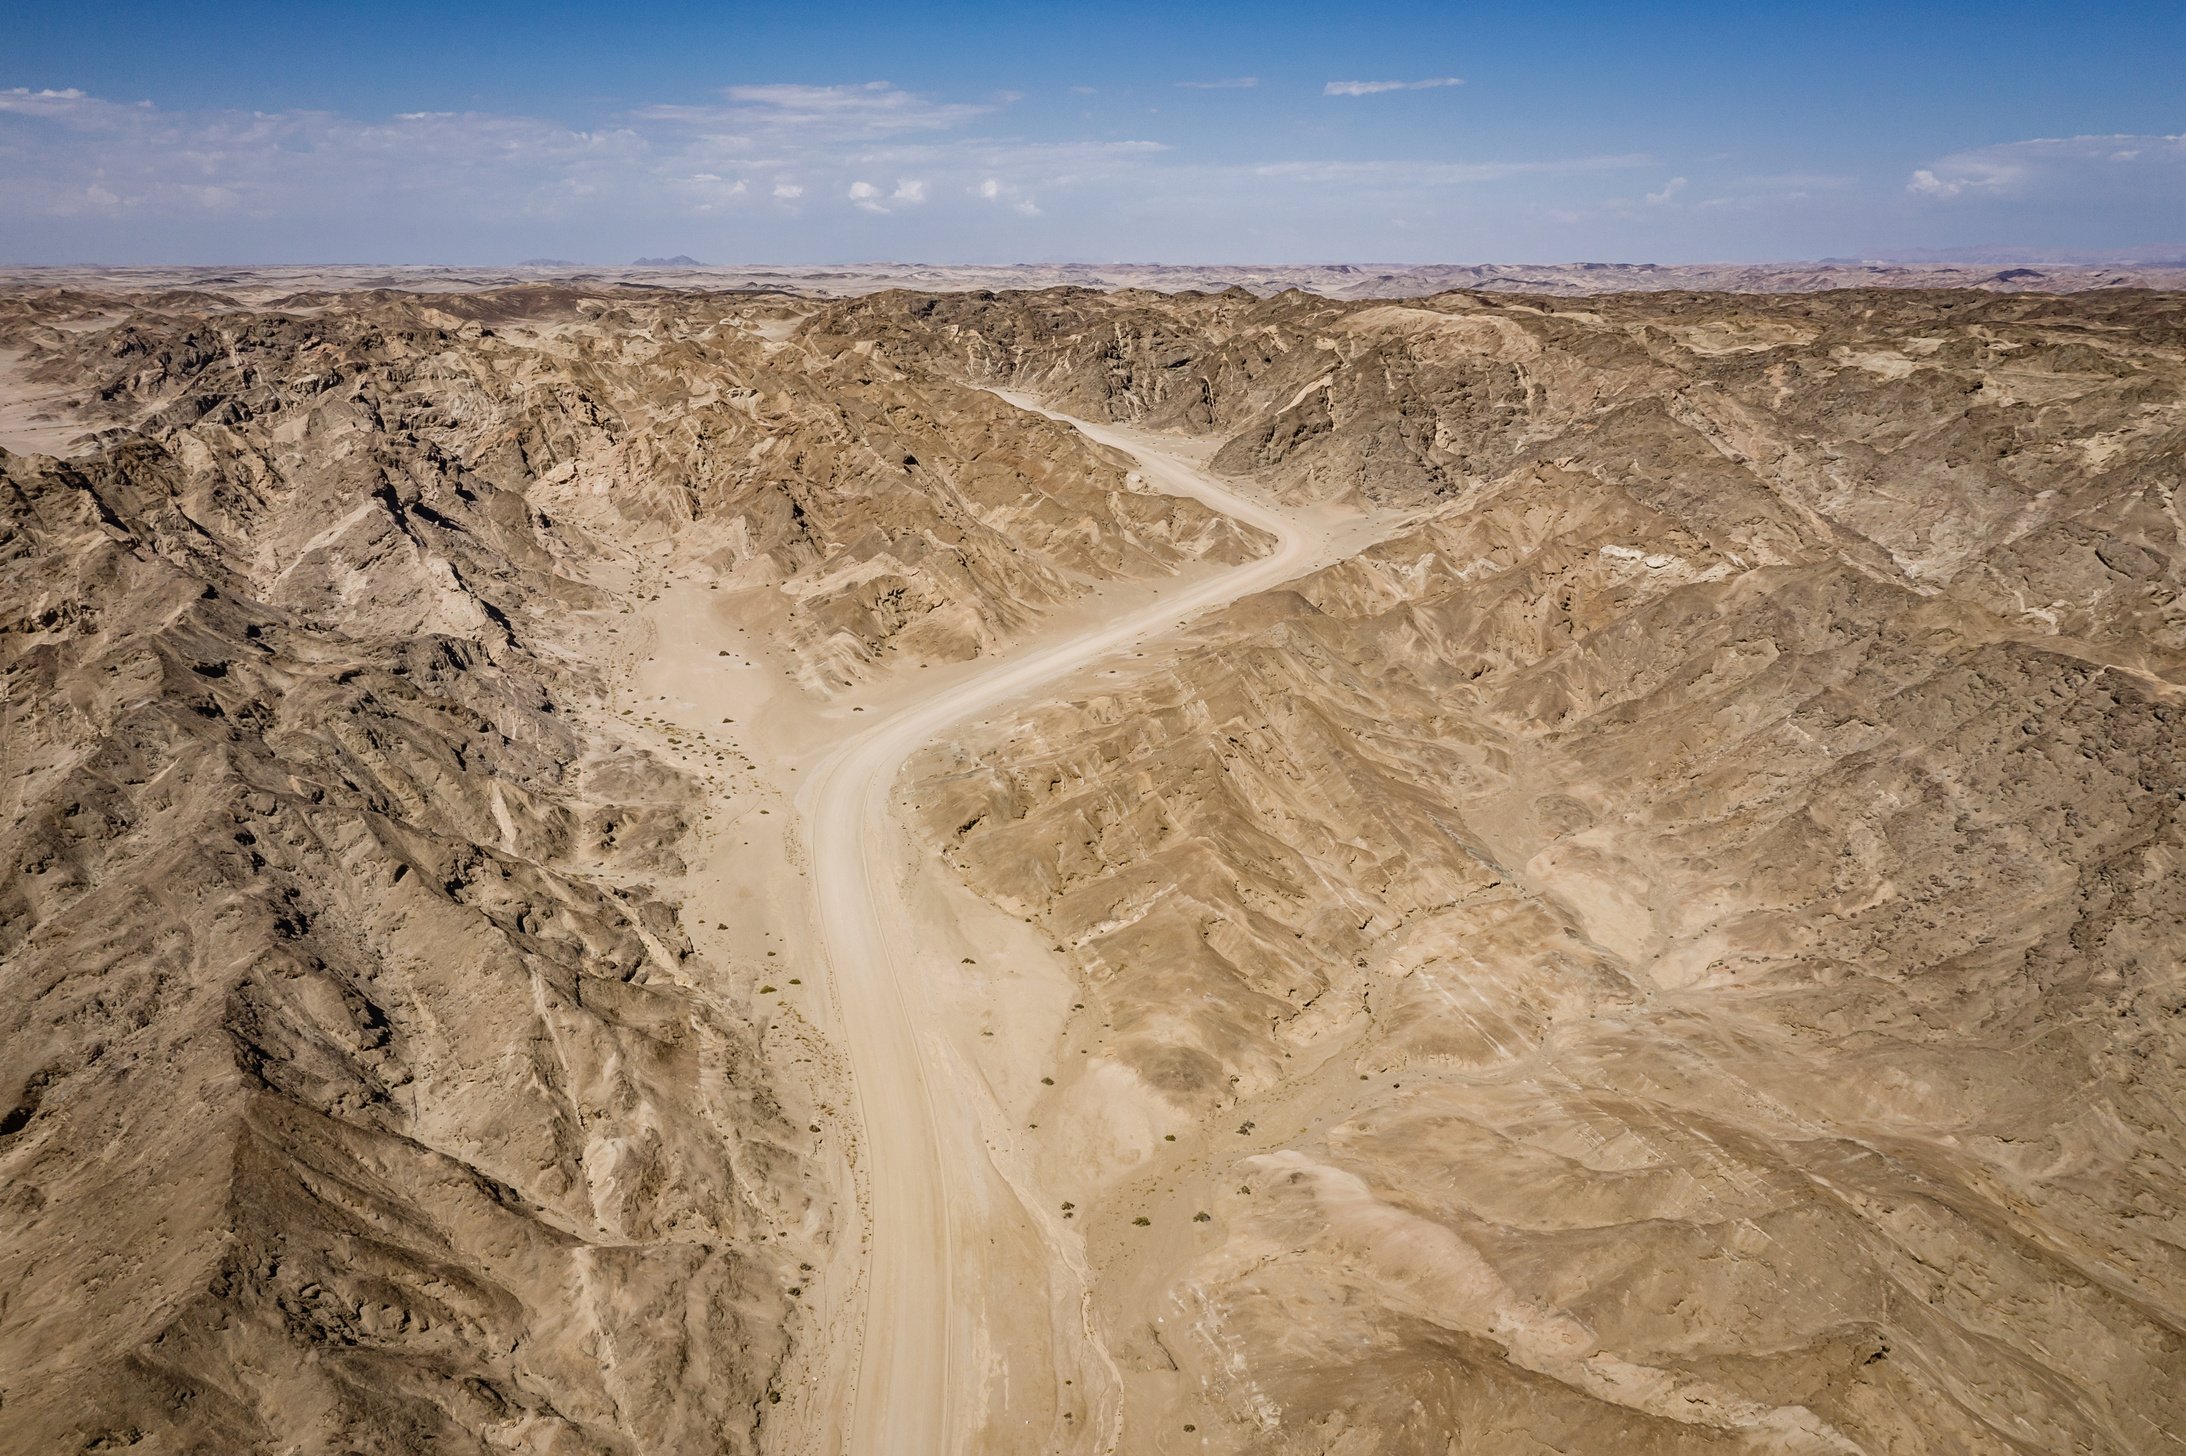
[794, 400, 1323, 1455]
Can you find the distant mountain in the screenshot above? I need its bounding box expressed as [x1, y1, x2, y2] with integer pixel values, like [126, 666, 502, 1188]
[631, 255, 705, 267]
[517, 257, 582, 267]
[1869, 244, 2186, 267]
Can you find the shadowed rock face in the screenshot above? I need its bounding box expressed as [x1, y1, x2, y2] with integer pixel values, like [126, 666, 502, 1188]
[3, 288, 1265, 684]
[889, 288, 2186, 1452]
[4, 278, 2184, 1456]
[0, 296, 799, 1456]
[1, 428, 801, 1453]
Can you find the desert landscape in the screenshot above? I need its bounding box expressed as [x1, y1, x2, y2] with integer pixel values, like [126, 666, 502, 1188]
[2, 267, 2183, 1456]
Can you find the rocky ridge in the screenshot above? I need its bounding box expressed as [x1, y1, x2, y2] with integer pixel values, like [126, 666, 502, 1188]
[0, 283, 1260, 1454]
[3, 278, 2183, 1455]
[882, 285, 2186, 1452]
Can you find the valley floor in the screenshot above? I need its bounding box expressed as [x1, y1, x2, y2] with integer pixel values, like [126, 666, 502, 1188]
[626, 405, 1387, 1454]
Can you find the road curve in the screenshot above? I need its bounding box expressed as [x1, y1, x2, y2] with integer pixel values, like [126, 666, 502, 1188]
[793, 400, 1319, 1456]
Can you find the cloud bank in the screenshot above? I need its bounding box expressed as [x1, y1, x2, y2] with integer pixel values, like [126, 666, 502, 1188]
[2, 82, 2176, 263]
[1906, 133, 2186, 201]
[1323, 77, 1464, 96]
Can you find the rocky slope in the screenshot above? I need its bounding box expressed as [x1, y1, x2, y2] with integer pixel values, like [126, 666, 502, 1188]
[0, 284, 1260, 1455]
[891, 286, 2186, 1452]
[5, 277, 2183, 1456]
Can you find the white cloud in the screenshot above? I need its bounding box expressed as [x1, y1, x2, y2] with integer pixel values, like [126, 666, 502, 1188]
[677, 174, 748, 213]
[843, 178, 896, 213]
[1908, 164, 2013, 199]
[0, 78, 1634, 239]
[1683, 172, 1854, 212]
[1907, 132, 2186, 201]
[0, 87, 161, 133]
[0, 80, 1805, 260]
[1645, 176, 1687, 206]
[974, 175, 1040, 216]
[633, 81, 990, 142]
[0, 87, 92, 117]
[1323, 77, 1464, 96]
[1245, 154, 1649, 186]
[0, 77, 1617, 232]
[0, 91, 654, 224]
[1177, 77, 1258, 90]
[864, 138, 1168, 171]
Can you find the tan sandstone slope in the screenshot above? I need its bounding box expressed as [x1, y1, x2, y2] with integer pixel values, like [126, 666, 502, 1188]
[0, 283, 1257, 1454]
[4, 277, 2184, 1456]
[870, 286, 2186, 1454]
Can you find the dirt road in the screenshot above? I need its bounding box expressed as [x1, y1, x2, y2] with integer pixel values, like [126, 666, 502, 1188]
[795, 400, 1338, 1454]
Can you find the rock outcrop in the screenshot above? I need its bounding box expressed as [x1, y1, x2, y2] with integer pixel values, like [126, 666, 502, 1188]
[896, 285, 2186, 1453]
[6, 276, 2183, 1455]
[0, 283, 1264, 1455]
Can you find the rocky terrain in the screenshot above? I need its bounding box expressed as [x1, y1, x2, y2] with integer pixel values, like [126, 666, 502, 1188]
[3, 277, 2183, 1455]
[0, 283, 1259, 1454]
[877, 285, 2186, 1452]
[8, 258, 2186, 304]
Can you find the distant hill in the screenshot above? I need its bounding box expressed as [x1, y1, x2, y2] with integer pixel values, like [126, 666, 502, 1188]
[517, 257, 581, 267]
[631, 255, 704, 267]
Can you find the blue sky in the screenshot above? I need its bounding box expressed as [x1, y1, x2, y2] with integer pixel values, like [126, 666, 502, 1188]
[3, 0, 2182, 264]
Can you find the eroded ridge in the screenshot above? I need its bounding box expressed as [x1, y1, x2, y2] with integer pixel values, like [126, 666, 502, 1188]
[5, 278, 2184, 1456]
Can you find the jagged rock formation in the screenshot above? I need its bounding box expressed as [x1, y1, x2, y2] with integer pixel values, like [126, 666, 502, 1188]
[5, 276, 2183, 1456]
[0, 283, 1261, 1455]
[1, 287, 1263, 686]
[0, 294, 804, 1456]
[891, 286, 2186, 1452]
